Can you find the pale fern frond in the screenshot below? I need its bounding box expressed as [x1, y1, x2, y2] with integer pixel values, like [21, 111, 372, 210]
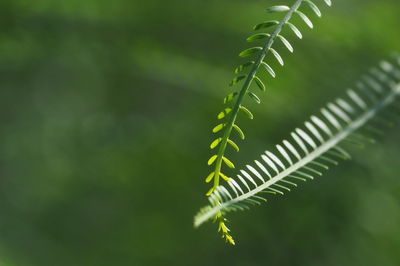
[195, 57, 400, 229]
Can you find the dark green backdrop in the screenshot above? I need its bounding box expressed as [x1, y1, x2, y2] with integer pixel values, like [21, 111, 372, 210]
[0, 0, 399, 265]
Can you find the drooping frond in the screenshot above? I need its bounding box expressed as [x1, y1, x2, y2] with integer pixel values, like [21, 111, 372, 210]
[206, 0, 331, 195]
[203, 0, 332, 244]
[205, 0, 332, 198]
[195, 57, 400, 229]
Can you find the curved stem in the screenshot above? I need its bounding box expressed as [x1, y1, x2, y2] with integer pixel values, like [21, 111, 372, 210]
[210, 0, 304, 194]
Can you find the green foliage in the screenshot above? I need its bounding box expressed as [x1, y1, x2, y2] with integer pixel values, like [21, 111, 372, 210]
[2, 0, 400, 264]
[202, 0, 331, 244]
[197, 57, 400, 243]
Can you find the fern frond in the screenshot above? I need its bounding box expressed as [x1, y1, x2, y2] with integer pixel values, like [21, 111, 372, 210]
[206, 0, 331, 196]
[195, 58, 400, 236]
[203, 0, 331, 245]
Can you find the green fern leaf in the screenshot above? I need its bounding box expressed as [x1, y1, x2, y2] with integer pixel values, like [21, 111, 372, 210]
[248, 92, 261, 104]
[239, 47, 263, 58]
[278, 35, 294, 53]
[254, 76, 266, 91]
[261, 62, 276, 78]
[286, 22, 303, 39]
[270, 48, 284, 66]
[266, 6, 290, 13]
[296, 10, 314, 28]
[247, 33, 271, 43]
[253, 21, 279, 31]
[304, 0, 322, 17]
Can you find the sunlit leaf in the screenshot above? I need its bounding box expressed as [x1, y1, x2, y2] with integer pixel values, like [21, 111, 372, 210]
[304, 0, 322, 17]
[220, 172, 231, 182]
[270, 48, 284, 66]
[261, 62, 276, 78]
[207, 155, 217, 165]
[278, 35, 294, 53]
[296, 10, 313, 28]
[217, 108, 232, 119]
[227, 139, 240, 152]
[239, 105, 254, 119]
[266, 5, 290, 13]
[233, 124, 245, 139]
[212, 124, 225, 133]
[205, 172, 215, 183]
[210, 138, 222, 149]
[222, 156, 235, 169]
[286, 22, 303, 39]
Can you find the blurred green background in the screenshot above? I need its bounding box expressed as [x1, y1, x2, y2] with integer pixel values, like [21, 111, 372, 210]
[0, 0, 399, 265]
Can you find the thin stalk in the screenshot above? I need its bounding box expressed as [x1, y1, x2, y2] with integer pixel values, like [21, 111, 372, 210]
[210, 0, 304, 195]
